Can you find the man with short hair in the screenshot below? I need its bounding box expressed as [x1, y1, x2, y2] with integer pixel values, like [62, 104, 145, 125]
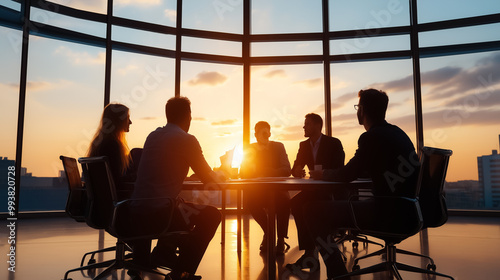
[286, 113, 345, 271]
[306, 88, 419, 279]
[240, 121, 292, 254]
[132, 96, 223, 280]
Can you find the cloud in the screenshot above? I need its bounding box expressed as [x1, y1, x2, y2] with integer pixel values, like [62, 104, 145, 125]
[117, 64, 139, 76]
[216, 132, 233, 137]
[138, 116, 159, 121]
[264, 69, 286, 78]
[54, 46, 105, 65]
[188, 71, 227, 86]
[211, 119, 238, 126]
[370, 75, 413, 93]
[192, 117, 207, 122]
[443, 88, 500, 109]
[275, 125, 304, 141]
[294, 78, 322, 88]
[115, 0, 161, 6]
[164, 9, 176, 22]
[26, 81, 54, 92]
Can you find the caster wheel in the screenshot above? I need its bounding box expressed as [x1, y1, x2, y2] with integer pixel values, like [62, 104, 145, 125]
[352, 264, 360, 271]
[427, 263, 436, 271]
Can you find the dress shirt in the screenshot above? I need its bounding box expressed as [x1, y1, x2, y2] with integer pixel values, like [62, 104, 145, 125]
[292, 134, 345, 173]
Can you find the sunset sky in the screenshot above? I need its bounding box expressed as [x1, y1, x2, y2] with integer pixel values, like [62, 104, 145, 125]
[1, 0, 499, 183]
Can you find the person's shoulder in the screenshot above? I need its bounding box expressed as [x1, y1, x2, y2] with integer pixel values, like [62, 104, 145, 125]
[321, 134, 342, 145]
[269, 140, 284, 146]
[372, 121, 406, 136]
[269, 140, 286, 149]
[99, 137, 120, 150]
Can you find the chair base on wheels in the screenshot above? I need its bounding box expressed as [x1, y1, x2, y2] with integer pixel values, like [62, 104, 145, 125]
[63, 240, 170, 280]
[335, 229, 384, 250]
[333, 244, 454, 280]
[80, 244, 133, 267]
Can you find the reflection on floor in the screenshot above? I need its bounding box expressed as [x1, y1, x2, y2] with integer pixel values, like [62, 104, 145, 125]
[1, 214, 500, 280]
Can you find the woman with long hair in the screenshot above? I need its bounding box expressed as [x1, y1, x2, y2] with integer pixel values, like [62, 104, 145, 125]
[87, 103, 135, 194]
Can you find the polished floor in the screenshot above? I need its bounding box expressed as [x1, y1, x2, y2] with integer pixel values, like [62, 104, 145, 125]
[1, 214, 500, 280]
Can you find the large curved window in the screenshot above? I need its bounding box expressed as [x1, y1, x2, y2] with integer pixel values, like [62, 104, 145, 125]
[21, 36, 104, 211]
[1, 0, 500, 213]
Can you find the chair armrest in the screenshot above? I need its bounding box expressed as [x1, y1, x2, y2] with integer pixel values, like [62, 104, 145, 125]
[347, 195, 423, 239]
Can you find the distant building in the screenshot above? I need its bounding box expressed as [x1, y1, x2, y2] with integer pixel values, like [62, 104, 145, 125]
[477, 135, 500, 209]
[0, 156, 67, 212]
[445, 180, 483, 209]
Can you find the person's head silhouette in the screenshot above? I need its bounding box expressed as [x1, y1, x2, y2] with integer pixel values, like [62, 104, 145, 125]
[166, 96, 192, 132]
[356, 88, 388, 130]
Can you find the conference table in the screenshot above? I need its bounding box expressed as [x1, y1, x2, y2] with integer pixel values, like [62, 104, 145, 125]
[183, 177, 372, 280]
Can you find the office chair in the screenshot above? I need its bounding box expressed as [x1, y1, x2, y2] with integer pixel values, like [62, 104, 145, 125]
[334, 147, 454, 280]
[63, 156, 179, 280]
[60, 155, 122, 273]
[333, 184, 383, 258]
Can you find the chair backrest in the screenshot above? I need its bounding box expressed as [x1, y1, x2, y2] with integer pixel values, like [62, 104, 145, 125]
[416, 146, 453, 229]
[60, 155, 87, 221]
[78, 156, 118, 230]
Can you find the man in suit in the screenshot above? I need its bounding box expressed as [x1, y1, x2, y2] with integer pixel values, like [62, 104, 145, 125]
[240, 121, 292, 255]
[306, 88, 419, 279]
[286, 113, 345, 272]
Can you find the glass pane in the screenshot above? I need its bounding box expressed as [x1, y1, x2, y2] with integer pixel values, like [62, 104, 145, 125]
[331, 59, 415, 161]
[112, 26, 176, 50]
[329, 0, 410, 31]
[251, 64, 325, 170]
[0, 26, 21, 213]
[252, 0, 322, 34]
[183, 0, 242, 34]
[51, 0, 107, 14]
[183, 37, 241, 57]
[30, 7, 105, 38]
[421, 51, 500, 210]
[418, 0, 500, 24]
[419, 23, 500, 48]
[114, 0, 176, 27]
[181, 61, 243, 207]
[21, 36, 105, 211]
[0, 0, 20, 11]
[252, 41, 323, 57]
[181, 61, 243, 169]
[110, 51, 176, 151]
[331, 34, 410, 55]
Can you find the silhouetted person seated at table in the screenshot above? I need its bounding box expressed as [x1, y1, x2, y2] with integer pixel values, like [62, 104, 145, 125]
[87, 103, 137, 199]
[240, 121, 292, 255]
[286, 113, 345, 272]
[131, 96, 224, 280]
[306, 88, 419, 279]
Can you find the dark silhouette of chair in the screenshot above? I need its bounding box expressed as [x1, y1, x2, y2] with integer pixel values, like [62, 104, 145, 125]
[60, 155, 121, 275]
[63, 156, 178, 280]
[334, 147, 454, 280]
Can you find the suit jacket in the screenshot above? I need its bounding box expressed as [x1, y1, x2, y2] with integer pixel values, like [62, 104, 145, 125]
[323, 121, 418, 197]
[240, 141, 291, 178]
[292, 134, 345, 174]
